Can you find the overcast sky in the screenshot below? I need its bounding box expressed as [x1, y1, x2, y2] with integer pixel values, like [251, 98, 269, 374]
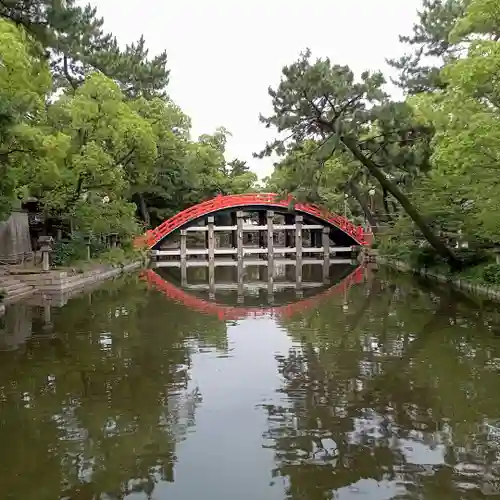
[87, 0, 423, 179]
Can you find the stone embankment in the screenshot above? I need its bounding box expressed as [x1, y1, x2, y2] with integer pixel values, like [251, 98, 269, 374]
[0, 261, 143, 309]
[362, 248, 500, 302]
[0, 273, 34, 303]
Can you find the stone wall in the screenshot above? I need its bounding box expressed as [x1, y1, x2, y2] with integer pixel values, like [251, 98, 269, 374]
[377, 256, 500, 301]
[13, 261, 142, 295]
[0, 212, 32, 264]
[0, 302, 32, 351]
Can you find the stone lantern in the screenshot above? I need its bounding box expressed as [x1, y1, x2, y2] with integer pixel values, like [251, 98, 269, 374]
[83, 235, 92, 260]
[493, 246, 500, 265]
[38, 235, 54, 271]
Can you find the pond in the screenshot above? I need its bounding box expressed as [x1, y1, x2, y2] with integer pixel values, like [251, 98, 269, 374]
[1, 264, 500, 499]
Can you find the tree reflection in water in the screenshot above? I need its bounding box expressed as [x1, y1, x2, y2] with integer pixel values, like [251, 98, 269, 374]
[0, 275, 227, 500]
[2, 269, 500, 499]
[263, 271, 500, 499]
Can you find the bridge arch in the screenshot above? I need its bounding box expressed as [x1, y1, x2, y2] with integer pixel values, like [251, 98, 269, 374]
[141, 266, 364, 321]
[142, 194, 371, 249]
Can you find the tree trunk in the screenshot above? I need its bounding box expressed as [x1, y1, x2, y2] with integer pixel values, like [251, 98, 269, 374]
[137, 193, 150, 227]
[343, 139, 460, 267]
[382, 188, 393, 221]
[347, 179, 378, 232]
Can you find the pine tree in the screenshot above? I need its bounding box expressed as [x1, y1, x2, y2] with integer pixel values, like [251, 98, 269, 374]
[0, 0, 170, 98]
[387, 0, 469, 94]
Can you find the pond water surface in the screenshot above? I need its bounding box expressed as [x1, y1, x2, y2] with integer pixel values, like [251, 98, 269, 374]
[1, 265, 500, 499]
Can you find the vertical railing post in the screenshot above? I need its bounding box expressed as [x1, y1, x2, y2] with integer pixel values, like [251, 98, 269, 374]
[267, 210, 274, 270]
[237, 211, 244, 261]
[180, 229, 187, 264]
[231, 212, 237, 255]
[284, 213, 294, 252]
[267, 210, 274, 300]
[43, 302, 52, 332]
[295, 215, 303, 289]
[208, 261, 215, 300]
[258, 211, 266, 250]
[322, 227, 330, 261]
[181, 260, 187, 287]
[237, 259, 244, 304]
[207, 216, 215, 265]
[322, 226, 330, 282]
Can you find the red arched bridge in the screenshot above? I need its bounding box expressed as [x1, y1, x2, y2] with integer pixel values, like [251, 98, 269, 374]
[139, 193, 371, 251]
[141, 266, 364, 321]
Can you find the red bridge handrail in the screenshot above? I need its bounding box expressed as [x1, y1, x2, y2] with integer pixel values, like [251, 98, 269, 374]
[140, 266, 365, 321]
[142, 193, 371, 249]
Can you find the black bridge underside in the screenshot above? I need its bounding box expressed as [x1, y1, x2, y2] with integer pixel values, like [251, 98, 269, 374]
[154, 206, 360, 249]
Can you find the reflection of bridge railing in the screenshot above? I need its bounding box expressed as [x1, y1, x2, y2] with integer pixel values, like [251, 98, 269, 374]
[183, 282, 327, 291]
[140, 266, 365, 321]
[153, 258, 356, 268]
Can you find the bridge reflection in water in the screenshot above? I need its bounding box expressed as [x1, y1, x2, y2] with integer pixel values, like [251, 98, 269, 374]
[141, 260, 365, 321]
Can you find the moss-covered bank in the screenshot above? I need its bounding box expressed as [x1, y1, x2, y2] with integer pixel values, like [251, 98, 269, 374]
[376, 256, 500, 302]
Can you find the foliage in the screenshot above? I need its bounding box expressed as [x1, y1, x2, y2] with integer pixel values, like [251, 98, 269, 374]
[387, 0, 469, 94]
[98, 247, 129, 266]
[0, 18, 51, 219]
[0, 6, 258, 256]
[481, 263, 500, 284]
[261, 0, 500, 271]
[98, 246, 146, 267]
[0, 0, 170, 98]
[257, 47, 459, 265]
[51, 238, 87, 267]
[51, 230, 147, 267]
[51, 233, 109, 266]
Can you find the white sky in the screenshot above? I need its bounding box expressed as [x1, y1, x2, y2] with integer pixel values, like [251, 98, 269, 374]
[87, 0, 423, 179]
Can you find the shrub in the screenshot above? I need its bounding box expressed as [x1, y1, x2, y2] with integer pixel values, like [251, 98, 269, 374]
[52, 234, 110, 266]
[0, 289, 5, 302]
[52, 238, 87, 266]
[410, 246, 446, 269]
[454, 247, 489, 267]
[482, 264, 500, 285]
[99, 247, 128, 266]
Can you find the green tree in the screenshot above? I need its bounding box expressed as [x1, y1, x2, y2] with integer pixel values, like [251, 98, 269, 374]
[21, 72, 158, 236]
[257, 50, 459, 266]
[0, 1, 170, 97]
[388, 0, 469, 94]
[225, 158, 249, 177]
[264, 140, 380, 227]
[0, 9, 258, 246]
[407, 42, 500, 244]
[224, 159, 258, 194]
[130, 96, 191, 225]
[0, 19, 51, 220]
